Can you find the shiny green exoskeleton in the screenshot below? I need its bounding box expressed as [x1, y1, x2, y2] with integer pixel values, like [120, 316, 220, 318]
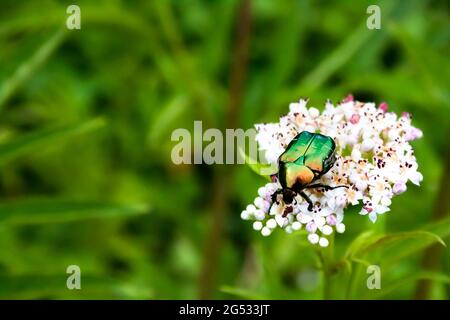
[271, 131, 346, 216]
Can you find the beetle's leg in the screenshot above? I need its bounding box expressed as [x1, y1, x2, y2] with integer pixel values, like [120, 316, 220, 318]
[271, 190, 282, 203]
[268, 190, 283, 213]
[299, 191, 314, 211]
[305, 183, 348, 191]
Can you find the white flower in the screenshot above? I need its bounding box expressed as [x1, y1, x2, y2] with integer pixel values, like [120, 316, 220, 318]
[319, 237, 329, 247]
[243, 98, 423, 246]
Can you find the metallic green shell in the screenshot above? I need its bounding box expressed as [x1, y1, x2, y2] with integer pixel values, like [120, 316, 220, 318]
[278, 131, 336, 189]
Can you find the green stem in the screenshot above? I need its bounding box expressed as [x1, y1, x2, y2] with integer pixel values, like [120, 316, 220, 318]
[319, 234, 335, 300]
[346, 262, 362, 299]
[345, 217, 385, 299]
[323, 269, 333, 300]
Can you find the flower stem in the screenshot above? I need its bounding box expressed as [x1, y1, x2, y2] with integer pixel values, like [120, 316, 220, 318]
[319, 234, 335, 299]
[345, 262, 362, 299]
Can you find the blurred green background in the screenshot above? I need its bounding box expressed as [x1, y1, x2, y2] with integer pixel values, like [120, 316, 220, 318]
[0, 0, 448, 299]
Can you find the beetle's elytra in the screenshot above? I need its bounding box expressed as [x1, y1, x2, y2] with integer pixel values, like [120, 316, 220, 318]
[271, 131, 347, 216]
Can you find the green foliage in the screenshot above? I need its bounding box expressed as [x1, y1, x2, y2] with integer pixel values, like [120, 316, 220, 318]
[0, 199, 149, 225]
[0, 0, 448, 299]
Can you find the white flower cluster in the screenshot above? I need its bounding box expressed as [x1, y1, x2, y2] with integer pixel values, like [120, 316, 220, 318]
[241, 97, 423, 246]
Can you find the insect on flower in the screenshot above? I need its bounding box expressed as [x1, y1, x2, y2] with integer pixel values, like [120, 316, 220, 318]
[241, 97, 423, 246]
[271, 131, 347, 216]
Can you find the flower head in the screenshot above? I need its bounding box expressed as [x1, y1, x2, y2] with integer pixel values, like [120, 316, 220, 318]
[242, 98, 423, 246]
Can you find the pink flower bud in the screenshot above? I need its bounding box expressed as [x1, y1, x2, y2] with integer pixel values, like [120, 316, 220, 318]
[306, 222, 317, 233]
[363, 206, 373, 213]
[326, 214, 337, 226]
[393, 181, 407, 195]
[405, 128, 423, 141]
[402, 112, 411, 119]
[350, 114, 360, 124]
[379, 102, 388, 112]
[343, 94, 354, 103]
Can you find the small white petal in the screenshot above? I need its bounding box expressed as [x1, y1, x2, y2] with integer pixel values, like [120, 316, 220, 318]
[351, 149, 361, 161]
[254, 209, 266, 220]
[292, 221, 302, 230]
[355, 180, 368, 192]
[275, 214, 288, 227]
[319, 237, 329, 247]
[307, 233, 319, 244]
[246, 204, 256, 213]
[369, 211, 378, 223]
[258, 187, 267, 197]
[381, 197, 392, 206]
[240, 210, 250, 220]
[299, 213, 312, 224]
[315, 216, 326, 227]
[254, 197, 264, 208]
[326, 214, 337, 226]
[361, 139, 375, 152]
[362, 131, 373, 140]
[409, 171, 423, 186]
[322, 225, 333, 235]
[253, 221, 263, 231]
[261, 227, 271, 237]
[266, 218, 277, 229]
[375, 205, 390, 214]
[306, 222, 317, 233]
[335, 196, 347, 208]
[309, 107, 320, 118]
[307, 216, 322, 228]
[393, 181, 407, 194]
[336, 223, 346, 233]
[269, 204, 278, 215]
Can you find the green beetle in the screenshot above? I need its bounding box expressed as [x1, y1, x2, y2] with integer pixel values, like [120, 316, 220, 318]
[271, 131, 347, 216]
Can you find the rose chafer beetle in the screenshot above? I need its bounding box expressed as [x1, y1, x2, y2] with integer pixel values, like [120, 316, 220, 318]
[270, 131, 347, 216]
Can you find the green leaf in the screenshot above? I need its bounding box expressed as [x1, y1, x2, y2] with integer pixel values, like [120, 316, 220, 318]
[0, 198, 150, 225]
[389, 23, 450, 110]
[382, 217, 450, 267]
[278, 0, 398, 104]
[350, 257, 373, 268]
[345, 230, 445, 260]
[238, 146, 277, 180]
[0, 117, 106, 165]
[220, 285, 265, 300]
[0, 274, 152, 299]
[344, 230, 377, 260]
[148, 95, 188, 145]
[0, 29, 67, 110]
[362, 271, 450, 299]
